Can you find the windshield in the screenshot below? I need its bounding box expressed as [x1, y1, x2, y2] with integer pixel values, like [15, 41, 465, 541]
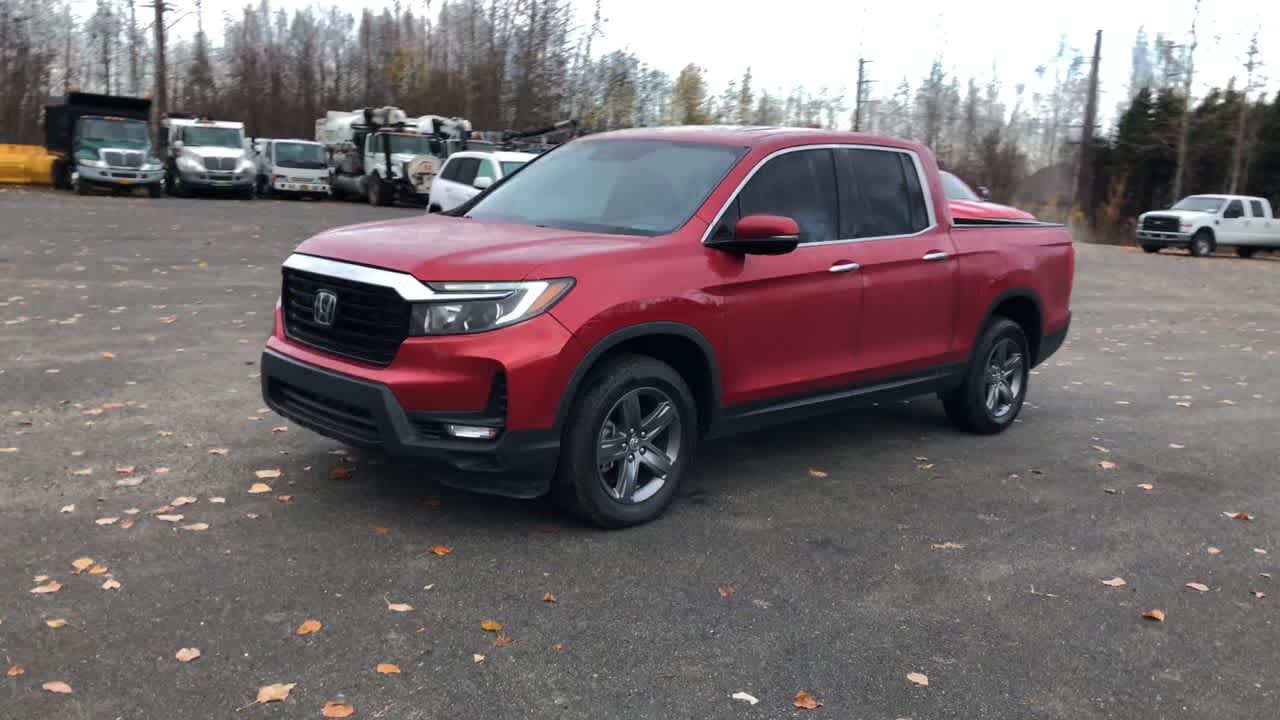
[385, 134, 435, 155]
[500, 160, 528, 176]
[940, 171, 981, 201]
[274, 142, 327, 169]
[181, 126, 243, 148]
[1172, 196, 1226, 213]
[465, 139, 747, 235]
[80, 118, 149, 146]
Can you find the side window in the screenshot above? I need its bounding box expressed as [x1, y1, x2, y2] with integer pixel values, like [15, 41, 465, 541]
[1225, 199, 1244, 219]
[1249, 199, 1266, 218]
[439, 158, 460, 182]
[476, 158, 497, 181]
[454, 158, 480, 186]
[736, 149, 838, 243]
[844, 149, 927, 237]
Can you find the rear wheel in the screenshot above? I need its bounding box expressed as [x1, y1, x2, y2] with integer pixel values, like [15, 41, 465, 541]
[555, 354, 697, 528]
[942, 318, 1030, 435]
[1189, 229, 1214, 257]
[1142, 244, 1160, 253]
[1236, 246, 1257, 259]
[367, 175, 390, 206]
[147, 182, 163, 198]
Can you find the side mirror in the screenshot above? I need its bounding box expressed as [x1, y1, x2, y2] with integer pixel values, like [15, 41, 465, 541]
[978, 185, 991, 201]
[709, 214, 800, 255]
[473, 176, 494, 190]
[172, 140, 184, 151]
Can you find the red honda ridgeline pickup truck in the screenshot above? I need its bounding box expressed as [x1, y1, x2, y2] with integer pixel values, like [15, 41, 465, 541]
[261, 127, 1073, 527]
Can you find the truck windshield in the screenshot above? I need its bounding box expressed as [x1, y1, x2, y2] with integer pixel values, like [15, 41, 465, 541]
[274, 142, 327, 169]
[385, 134, 435, 155]
[181, 126, 244, 148]
[1172, 196, 1226, 213]
[464, 139, 747, 236]
[940, 171, 981, 201]
[80, 118, 150, 146]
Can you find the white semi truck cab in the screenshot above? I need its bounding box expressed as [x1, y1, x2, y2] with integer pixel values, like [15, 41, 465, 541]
[1138, 194, 1280, 258]
[160, 115, 254, 198]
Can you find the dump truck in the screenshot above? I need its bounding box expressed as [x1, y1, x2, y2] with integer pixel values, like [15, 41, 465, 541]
[316, 107, 472, 206]
[43, 92, 165, 197]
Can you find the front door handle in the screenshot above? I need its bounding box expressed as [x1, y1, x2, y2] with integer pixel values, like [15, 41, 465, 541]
[922, 251, 949, 261]
[828, 261, 860, 273]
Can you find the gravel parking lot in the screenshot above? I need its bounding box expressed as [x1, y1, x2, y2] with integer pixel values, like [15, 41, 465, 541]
[2, 188, 1277, 719]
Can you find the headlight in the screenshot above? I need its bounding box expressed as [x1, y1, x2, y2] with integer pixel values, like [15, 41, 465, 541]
[141, 162, 162, 171]
[176, 156, 202, 172]
[79, 158, 105, 168]
[408, 279, 573, 336]
[238, 159, 255, 173]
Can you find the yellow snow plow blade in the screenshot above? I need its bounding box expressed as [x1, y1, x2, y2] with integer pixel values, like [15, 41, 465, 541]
[0, 144, 58, 185]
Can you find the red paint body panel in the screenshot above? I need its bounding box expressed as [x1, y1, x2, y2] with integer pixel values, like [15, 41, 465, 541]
[268, 126, 1073, 439]
[949, 198, 1037, 221]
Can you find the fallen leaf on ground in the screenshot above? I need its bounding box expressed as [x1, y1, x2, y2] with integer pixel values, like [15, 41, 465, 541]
[0, 448, 16, 453]
[274, 494, 293, 503]
[88, 565, 107, 575]
[931, 541, 966, 550]
[794, 690, 822, 709]
[101, 351, 116, 359]
[1104, 487, 1118, 494]
[175, 647, 201, 663]
[272, 426, 288, 433]
[1028, 584, 1059, 598]
[159, 315, 178, 324]
[60, 504, 75, 513]
[32, 580, 62, 594]
[296, 618, 322, 635]
[384, 596, 413, 613]
[1185, 582, 1210, 592]
[718, 585, 735, 597]
[1251, 590, 1266, 598]
[254, 683, 296, 705]
[1092, 445, 1110, 453]
[480, 619, 502, 632]
[1175, 401, 1192, 408]
[492, 634, 514, 647]
[72, 557, 94, 573]
[209, 496, 225, 504]
[472, 654, 485, 663]
[1168, 443, 1185, 449]
[95, 517, 119, 526]
[154, 467, 170, 475]
[45, 618, 68, 628]
[6, 665, 22, 677]
[426, 545, 453, 556]
[155, 514, 184, 522]
[42, 681, 72, 694]
[542, 592, 557, 603]
[321, 700, 354, 718]
[120, 518, 135, 529]
[550, 643, 563, 652]
[1142, 609, 1166, 622]
[329, 467, 353, 480]
[71, 468, 93, 476]
[1100, 577, 1127, 587]
[730, 691, 759, 705]
[115, 465, 135, 474]
[1254, 548, 1268, 555]
[101, 578, 121, 590]
[1098, 460, 1117, 470]
[376, 663, 400, 675]
[254, 469, 281, 479]
[179, 522, 209, 531]
[1136, 483, 1154, 491]
[207, 448, 229, 456]
[371, 526, 389, 535]
[1224, 511, 1255, 521]
[1207, 546, 1222, 555]
[248, 483, 272, 494]
[808, 469, 828, 478]
[907, 672, 929, 686]
[116, 476, 144, 487]
[171, 496, 197, 507]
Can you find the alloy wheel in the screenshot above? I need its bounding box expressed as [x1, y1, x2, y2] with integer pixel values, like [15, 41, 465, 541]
[596, 387, 682, 504]
[983, 338, 1024, 419]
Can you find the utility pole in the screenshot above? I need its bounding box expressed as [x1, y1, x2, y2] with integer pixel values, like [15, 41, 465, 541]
[1077, 30, 1102, 224]
[854, 58, 872, 131]
[1171, 0, 1200, 204]
[1228, 31, 1261, 194]
[151, 0, 167, 147]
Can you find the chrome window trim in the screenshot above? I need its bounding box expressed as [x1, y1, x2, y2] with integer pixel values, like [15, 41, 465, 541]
[698, 142, 940, 248]
[282, 254, 508, 302]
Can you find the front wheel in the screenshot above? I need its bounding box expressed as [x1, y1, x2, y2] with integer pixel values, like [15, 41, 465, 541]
[1236, 246, 1257, 259]
[147, 182, 163, 198]
[555, 354, 697, 528]
[1142, 244, 1160, 253]
[941, 318, 1030, 435]
[1189, 229, 1214, 257]
[367, 176, 390, 206]
[72, 171, 88, 196]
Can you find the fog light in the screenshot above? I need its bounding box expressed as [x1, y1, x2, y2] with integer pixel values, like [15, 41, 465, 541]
[445, 424, 498, 440]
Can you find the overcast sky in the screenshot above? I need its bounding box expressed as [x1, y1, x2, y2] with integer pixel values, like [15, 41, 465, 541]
[134, 0, 1278, 127]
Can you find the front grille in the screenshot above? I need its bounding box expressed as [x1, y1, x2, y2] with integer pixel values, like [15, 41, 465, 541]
[282, 267, 409, 366]
[1142, 215, 1180, 233]
[267, 379, 380, 443]
[206, 173, 233, 181]
[102, 150, 145, 168]
[203, 156, 237, 171]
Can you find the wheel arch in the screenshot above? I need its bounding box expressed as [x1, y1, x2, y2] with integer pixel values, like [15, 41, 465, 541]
[554, 322, 722, 437]
[976, 288, 1045, 366]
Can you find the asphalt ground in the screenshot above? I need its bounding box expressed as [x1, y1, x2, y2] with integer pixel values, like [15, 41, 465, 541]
[1, 187, 1277, 719]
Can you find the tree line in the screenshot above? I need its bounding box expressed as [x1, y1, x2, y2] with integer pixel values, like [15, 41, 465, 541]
[1, 0, 1274, 235]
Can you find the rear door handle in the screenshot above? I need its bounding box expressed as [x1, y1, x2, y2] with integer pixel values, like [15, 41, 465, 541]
[922, 251, 949, 261]
[828, 261, 860, 273]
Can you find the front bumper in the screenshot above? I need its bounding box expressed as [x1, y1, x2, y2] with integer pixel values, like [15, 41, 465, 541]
[260, 348, 560, 498]
[179, 169, 253, 191]
[1136, 229, 1191, 247]
[79, 165, 164, 186]
[273, 178, 331, 194]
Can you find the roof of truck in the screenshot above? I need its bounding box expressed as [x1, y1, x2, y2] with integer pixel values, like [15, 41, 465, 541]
[165, 117, 244, 129]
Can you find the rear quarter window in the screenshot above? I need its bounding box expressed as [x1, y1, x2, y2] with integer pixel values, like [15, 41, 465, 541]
[842, 148, 929, 238]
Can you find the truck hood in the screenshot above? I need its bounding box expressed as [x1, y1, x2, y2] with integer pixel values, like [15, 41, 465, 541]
[185, 146, 245, 159]
[1145, 209, 1212, 221]
[294, 215, 652, 281]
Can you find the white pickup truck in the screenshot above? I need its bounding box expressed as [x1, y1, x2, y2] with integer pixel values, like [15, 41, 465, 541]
[1138, 194, 1280, 258]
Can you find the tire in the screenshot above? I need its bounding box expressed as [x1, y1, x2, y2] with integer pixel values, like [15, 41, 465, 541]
[555, 353, 698, 528]
[1236, 246, 1257, 259]
[1142, 244, 1160, 253]
[941, 317, 1031, 435]
[73, 171, 88, 196]
[255, 176, 269, 197]
[428, 203, 443, 214]
[367, 175, 389, 206]
[241, 187, 255, 200]
[1189, 229, 1214, 257]
[147, 182, 163, 198]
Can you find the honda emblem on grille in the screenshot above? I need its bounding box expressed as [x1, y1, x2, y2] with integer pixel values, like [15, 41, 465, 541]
[313, 289, 338, 326]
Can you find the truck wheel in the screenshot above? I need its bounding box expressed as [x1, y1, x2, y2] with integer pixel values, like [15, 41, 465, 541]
[1141, 244, 1160, 253]
[1189, 229, 1215, 257]
[367, 177, 389, 206]
[72, 171, 89, 196]
[148, 182, 163, 198]
[941, 317, 1030, 435]
[555, 353, 697, 528]
[1236, 246, 1257, 259]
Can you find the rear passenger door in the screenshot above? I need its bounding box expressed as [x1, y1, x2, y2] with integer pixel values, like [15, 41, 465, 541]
[1219, 199, 1247, 244]
[1246, 199, 1272, 245]
[836, 148, 960, 376]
